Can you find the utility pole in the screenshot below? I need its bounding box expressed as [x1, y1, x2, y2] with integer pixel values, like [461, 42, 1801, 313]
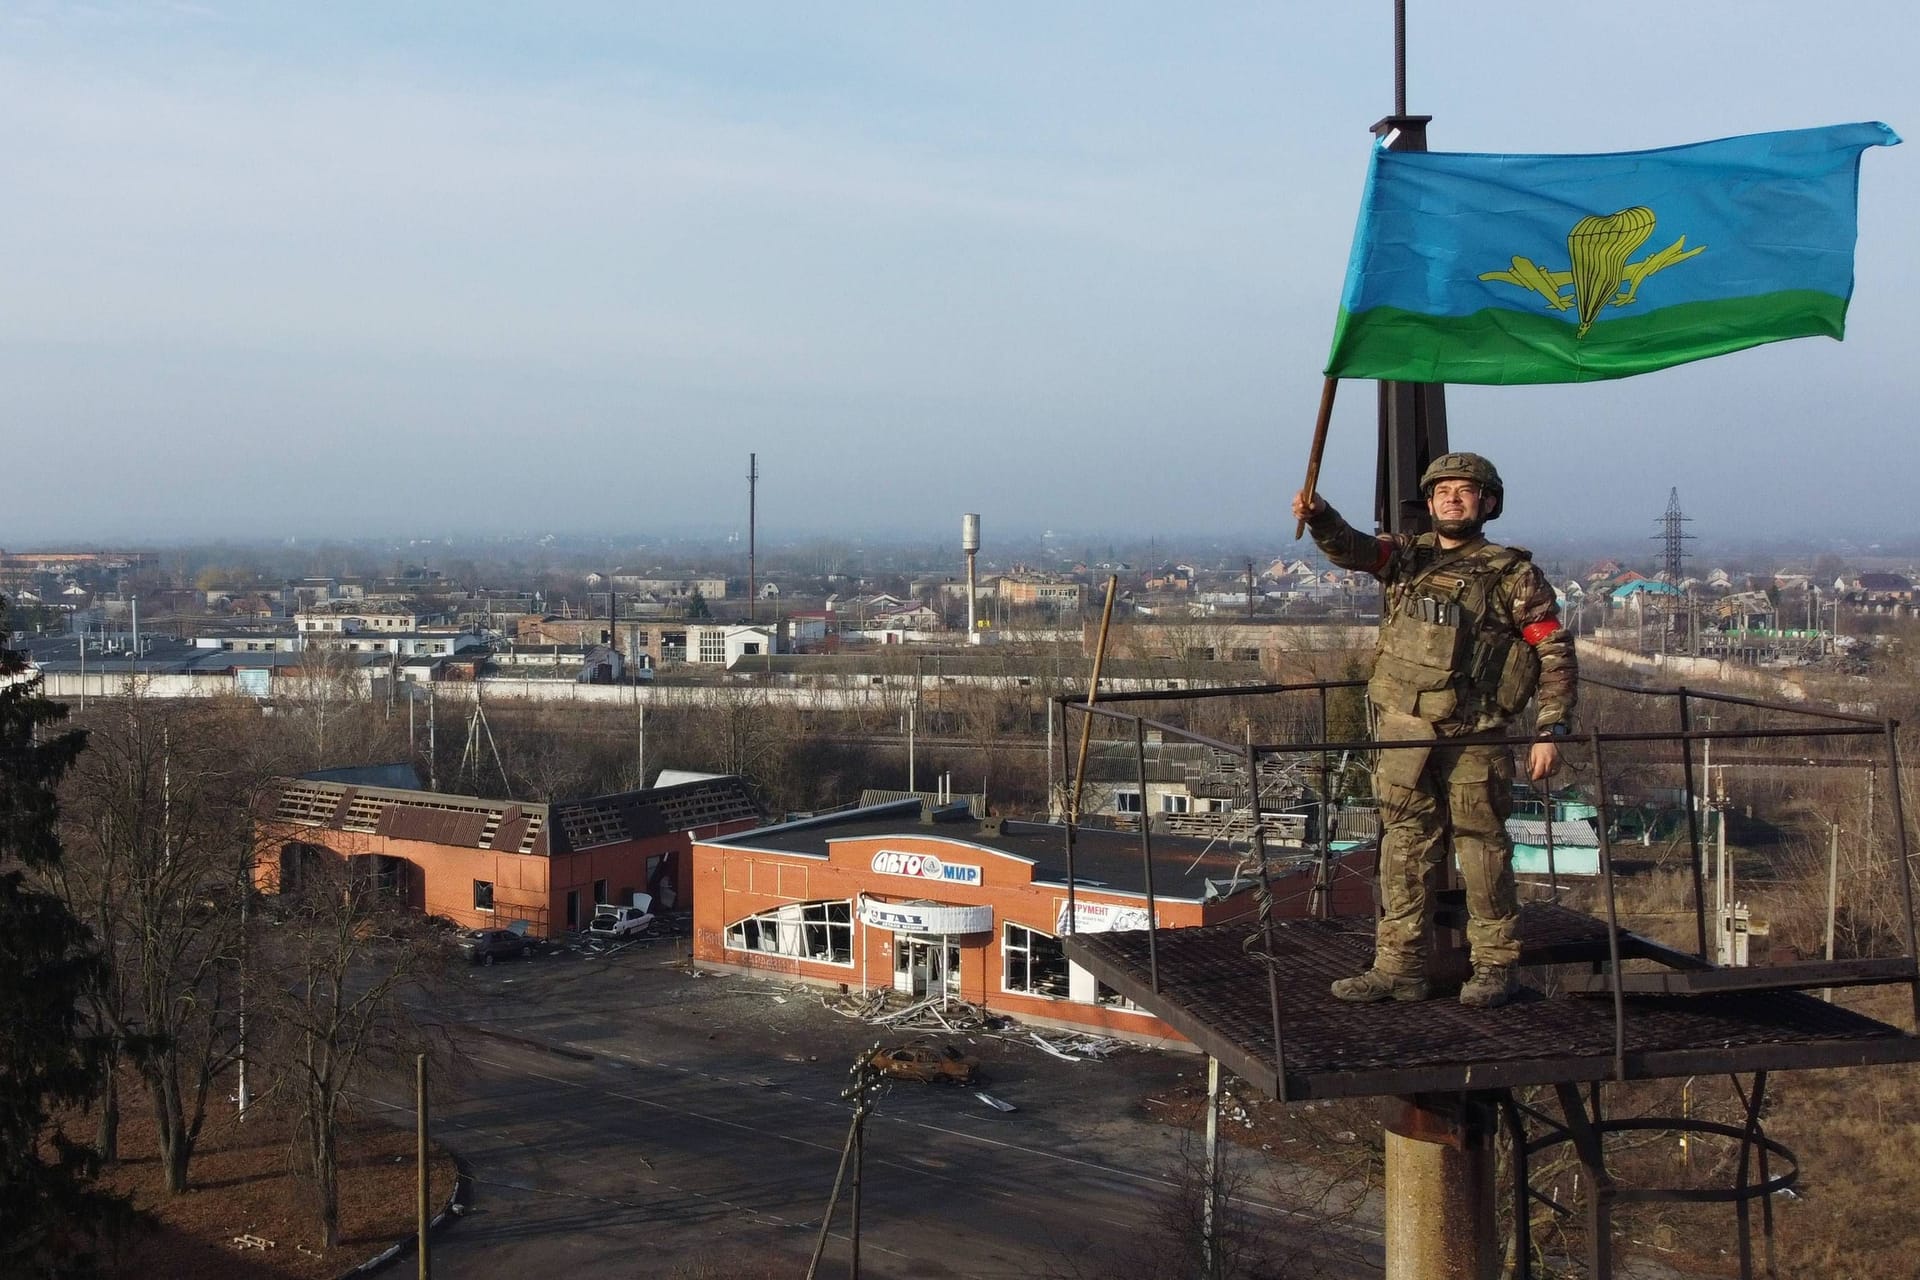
[1202, 1056, 1223, 1278]
[1823, 820, 1841, 1001]
[237, 860, 251, 1119]
[417, 1053, 431, 1279]
[427, 682, 438, 792]
[806, 1048, 884, 1280]
[1653, 487, 1693, 584]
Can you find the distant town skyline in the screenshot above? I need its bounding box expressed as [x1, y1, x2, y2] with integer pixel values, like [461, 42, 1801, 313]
[5, 3, 1914, 543]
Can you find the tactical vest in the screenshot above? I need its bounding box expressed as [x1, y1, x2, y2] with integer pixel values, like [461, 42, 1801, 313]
[1367, 540, 1541, 731]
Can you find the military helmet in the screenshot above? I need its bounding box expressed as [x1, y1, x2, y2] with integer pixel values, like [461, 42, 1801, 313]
[1420, 451, 1503, 519]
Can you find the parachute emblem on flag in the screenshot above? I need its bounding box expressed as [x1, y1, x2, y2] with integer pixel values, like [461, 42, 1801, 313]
[1479, 207, 1707, 337]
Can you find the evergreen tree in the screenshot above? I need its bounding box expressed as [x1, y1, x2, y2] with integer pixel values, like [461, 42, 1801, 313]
[686, 587, 713, 620]
[0, 622, 127, 1275]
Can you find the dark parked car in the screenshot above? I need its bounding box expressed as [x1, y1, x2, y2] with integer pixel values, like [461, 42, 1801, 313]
[461, 927, 530, 965]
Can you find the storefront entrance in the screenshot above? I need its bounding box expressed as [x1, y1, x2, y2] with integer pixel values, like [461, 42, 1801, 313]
[893, 935, 961, 998]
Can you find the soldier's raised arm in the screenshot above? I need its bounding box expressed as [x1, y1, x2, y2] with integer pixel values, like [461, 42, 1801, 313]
[1296, 494, 1397, 578]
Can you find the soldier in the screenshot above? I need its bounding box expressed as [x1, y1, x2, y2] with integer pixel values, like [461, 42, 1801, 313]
[1291, 453, 1576, 1008]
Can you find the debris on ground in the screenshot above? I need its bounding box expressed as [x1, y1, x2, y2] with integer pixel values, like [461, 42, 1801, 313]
[975, 1091, 1017, 1112]
[817, 988, 1134, 1060]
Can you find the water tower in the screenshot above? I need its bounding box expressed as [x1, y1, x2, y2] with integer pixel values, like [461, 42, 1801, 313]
[961, 514, 981, 644]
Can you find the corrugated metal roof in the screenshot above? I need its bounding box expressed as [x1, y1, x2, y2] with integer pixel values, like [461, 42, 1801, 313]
[265, 774, 758, 857]
[379, 805, 489, 847]
[1507, 818, 1600, 847]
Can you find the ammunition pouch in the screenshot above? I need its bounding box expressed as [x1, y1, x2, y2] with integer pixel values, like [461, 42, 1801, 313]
[1489, 635, 1541, 719]
[1373, 711, 1436, 791]
[1369, 542, 1540, 729]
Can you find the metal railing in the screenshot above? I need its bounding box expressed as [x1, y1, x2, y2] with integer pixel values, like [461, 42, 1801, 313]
[1054, 676, 1917, 1094]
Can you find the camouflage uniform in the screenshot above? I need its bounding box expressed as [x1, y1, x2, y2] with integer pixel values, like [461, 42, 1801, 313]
[1307, 501, 1576, 979]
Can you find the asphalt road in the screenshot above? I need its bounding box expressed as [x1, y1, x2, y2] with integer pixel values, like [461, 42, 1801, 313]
[386, 933, 1385, 1279]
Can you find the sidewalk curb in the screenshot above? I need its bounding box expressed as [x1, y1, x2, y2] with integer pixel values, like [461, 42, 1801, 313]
[462, 1022, 597, 1062]
[336, 1152, 473, 1278]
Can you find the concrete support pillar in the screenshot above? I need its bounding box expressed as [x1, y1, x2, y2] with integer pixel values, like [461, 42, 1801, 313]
[1383, 1092, 1499, 1280]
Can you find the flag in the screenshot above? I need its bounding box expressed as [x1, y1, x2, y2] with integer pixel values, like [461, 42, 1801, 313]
[1324, 122, 1899, 385]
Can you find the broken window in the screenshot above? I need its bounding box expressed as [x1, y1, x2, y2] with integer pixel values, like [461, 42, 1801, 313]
[473, 880, 494, 912]
[1003, 923, 1069, 999]
[724, 899, 852, 964]
[278, 841, 325, 895]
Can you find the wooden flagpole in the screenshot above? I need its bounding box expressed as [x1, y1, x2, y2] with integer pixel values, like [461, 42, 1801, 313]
[1293, 377, 1340, 539]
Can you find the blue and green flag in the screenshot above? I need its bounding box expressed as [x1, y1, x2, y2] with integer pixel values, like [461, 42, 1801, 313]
[1324, 122, 1899, 385]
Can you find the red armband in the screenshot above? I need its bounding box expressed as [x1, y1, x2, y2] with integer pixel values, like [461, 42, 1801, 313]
[1522, 620, 1562, 647]
[1370, 538, 1392, 575]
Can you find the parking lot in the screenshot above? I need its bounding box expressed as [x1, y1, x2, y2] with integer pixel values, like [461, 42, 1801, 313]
[407, 914, 1385, 1278]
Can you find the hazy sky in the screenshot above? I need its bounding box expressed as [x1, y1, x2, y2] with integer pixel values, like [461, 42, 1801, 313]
[5, 3, 1914, 548]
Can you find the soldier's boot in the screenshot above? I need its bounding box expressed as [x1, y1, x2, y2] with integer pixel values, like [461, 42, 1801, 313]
[1459, 966, 1515, 1009]
[1329, 968, 1430, 1004]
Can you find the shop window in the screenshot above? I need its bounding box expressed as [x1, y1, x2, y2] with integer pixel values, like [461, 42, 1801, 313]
[724, 899, 853, 965]
[1003, 923, 1069, 999]
[1095, 979, 1141, 1011]
[473, 880, 494, 912]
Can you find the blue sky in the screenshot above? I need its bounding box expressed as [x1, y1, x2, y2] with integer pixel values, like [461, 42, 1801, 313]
[3, 2, 1914, 547]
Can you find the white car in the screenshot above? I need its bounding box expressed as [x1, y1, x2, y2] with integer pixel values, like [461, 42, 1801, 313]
[587, 896, 655, 938]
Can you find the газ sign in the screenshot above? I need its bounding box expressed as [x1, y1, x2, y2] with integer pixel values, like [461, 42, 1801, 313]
[870, 850, 982, 886]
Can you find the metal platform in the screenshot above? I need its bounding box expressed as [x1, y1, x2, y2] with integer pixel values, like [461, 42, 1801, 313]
[1064, 902, 1920, 1102]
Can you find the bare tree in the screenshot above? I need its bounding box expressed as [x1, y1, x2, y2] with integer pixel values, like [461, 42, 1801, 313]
[50, 691, 253, 1193]
[250, 844, 447, 1248]
[271, 644, 407, 774]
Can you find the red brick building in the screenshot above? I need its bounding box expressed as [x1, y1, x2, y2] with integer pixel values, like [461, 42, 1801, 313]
[261, 775, 761, 935]
[692, 798, 1372, 1045]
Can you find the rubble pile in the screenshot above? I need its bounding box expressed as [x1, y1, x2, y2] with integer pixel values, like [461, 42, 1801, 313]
[817, 988, 1133, 1060]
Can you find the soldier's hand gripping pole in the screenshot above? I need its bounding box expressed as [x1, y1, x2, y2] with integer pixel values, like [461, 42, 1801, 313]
[1294, 377, 1340, 540]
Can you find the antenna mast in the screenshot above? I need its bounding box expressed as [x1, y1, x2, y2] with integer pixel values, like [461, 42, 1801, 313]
[748, 452, 759, 623]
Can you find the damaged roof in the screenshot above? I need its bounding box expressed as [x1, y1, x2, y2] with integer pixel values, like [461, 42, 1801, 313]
[707, 798, 1352, 904]
[265, 774, 761, 856]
